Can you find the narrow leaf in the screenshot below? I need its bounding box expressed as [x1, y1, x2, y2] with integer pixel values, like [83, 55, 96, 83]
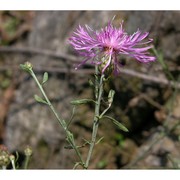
[103, 115, 129, 132]
[42, 72, 48, 84]
[66, 130, 75, 144]
[62, 119, 67, 129]
[20, 64, 26, 71]
[73, 162, 81, 169]
[70, 99, 95, 105]
[88, 79, 94, 87]
[96, 137, 104, 145]
[82, 138, 91, 145]
[108, 89, 115, 104]
[34, 95, 48, 104]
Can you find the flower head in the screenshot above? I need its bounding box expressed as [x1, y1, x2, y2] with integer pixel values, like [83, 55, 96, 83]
[69, 20, 156, 75]
[0, 145, 10, 167]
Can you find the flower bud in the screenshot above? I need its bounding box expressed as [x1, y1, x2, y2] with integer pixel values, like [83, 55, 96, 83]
[0, 145, 10, 167]
[24, 146, 33, 157]
[25, 62, 33, 70]
[20, 62, 33, 73]
[98, 57, 114, 77]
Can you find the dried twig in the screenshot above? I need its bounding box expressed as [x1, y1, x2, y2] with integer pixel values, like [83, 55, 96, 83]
[0, 46, 180, 89]
[123, 119, 180, 169]
[0, 46, 80, 63]
[120, 68, 180, 89]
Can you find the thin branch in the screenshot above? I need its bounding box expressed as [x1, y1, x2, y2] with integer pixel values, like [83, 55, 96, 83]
[0, 46, 80, 63]
[120, 68, 180, 89]
[123, 119, 180, 169]
[123, 131, 166, 169]
[124, 76, 180, 169]
[0, 46, 180, 88]
[0, 65, 94, 75]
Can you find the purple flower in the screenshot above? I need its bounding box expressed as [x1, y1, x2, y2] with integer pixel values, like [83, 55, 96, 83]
[69, 20, 156, 75]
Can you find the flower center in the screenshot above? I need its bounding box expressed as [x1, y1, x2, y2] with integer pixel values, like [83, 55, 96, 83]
[104, 46, 116, 55]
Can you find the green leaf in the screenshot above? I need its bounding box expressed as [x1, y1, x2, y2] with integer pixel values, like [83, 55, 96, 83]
[62, 119, 67, 129]
[96, 137, 104, 145]
[88, 79, 94, 87]
[108, 89, 115, 104]
[66, 130, 75, 144]
[70, 99, 96, 105]
[34, 95, 48, 104]
[103, 115, 129, 132]
[15, 151, 19, 162]
[82, 138, 91, 145]
[20, 64, 26, 70]
[73, 162, 82, 169]
[42, 72, 48, 84]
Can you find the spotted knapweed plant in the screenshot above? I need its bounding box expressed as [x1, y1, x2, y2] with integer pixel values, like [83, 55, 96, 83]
[20, 19, 155, 169]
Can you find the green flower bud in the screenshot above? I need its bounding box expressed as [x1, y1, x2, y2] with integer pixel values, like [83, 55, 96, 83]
[98, 56, 114, 77]
[0, 145, 10, 167]
[24, 146, 33, 157]
[20, 62, 33, 73]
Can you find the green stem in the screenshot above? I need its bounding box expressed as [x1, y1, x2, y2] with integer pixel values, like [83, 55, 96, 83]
[11, 160, 16, 170]
[24, 156, 30, 169]
[30, 70, 65, 129]
[85, 66, 104, 169]
[29, 69, 85, 168]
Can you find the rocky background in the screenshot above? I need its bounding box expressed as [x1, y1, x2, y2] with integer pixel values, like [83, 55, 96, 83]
[0, 11, 180, 169]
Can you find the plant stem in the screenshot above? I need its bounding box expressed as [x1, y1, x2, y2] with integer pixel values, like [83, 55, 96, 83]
[29, 69, 85, 168]
[24, 156, 30, 169]
[85, 66, 104, 169]
[30, 70, 65, 129]
[2, 166, 6, 170]
[10, 160, 16, 170]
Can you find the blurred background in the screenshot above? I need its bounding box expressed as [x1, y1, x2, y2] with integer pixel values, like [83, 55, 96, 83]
[0, 11, 180, 169]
